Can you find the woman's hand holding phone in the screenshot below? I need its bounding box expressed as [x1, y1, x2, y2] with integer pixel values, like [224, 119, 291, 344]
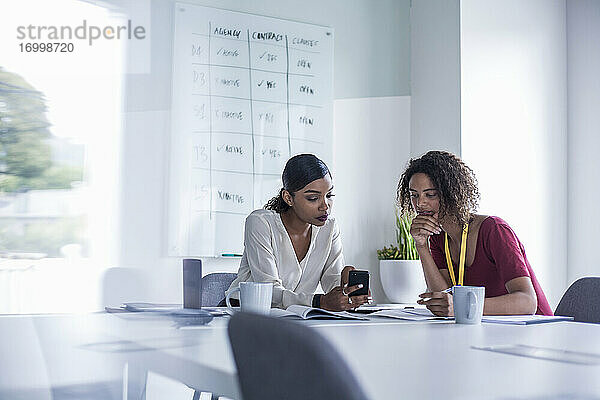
[320, 266, 370, 311]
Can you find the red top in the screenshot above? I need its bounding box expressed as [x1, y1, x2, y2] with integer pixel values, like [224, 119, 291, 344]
[429, 216, 553, 316]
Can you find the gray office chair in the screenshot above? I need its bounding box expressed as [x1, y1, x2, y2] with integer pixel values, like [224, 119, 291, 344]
[228, 312, 370, 400]
[201, 272, 237, 307]
[555, 277, 600, 323]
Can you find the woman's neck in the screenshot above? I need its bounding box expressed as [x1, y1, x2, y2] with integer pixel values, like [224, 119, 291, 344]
[441, 215, 473, 244]
[280, 209, 311, 236]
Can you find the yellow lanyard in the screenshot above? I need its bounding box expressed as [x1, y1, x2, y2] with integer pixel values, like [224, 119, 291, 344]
[444, 223, 469, 286]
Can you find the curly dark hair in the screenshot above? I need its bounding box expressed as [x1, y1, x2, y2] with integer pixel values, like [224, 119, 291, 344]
[396, 151, 480, 227]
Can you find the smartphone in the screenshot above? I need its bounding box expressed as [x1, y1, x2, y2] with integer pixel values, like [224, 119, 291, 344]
[347, 270, 369, 296]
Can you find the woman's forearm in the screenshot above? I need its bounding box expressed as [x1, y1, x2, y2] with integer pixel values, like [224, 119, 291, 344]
[483, 291, 537, 315]
[416, 244, 450, 291]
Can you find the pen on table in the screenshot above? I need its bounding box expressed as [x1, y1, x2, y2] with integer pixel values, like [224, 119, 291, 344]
[442, 287, 454, 294]
[221, 253, 243, 257]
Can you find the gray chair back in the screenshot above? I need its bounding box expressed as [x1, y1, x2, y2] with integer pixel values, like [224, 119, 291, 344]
[555, 277, 600, 323]
[228, 312, 370, 400]
[201, 272, 237, 307]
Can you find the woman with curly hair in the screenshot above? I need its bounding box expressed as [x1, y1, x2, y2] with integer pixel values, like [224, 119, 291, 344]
[226, 154, 370, 311]
[397, 151, 552, 316]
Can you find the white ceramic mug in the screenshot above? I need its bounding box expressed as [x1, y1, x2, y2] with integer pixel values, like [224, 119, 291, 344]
[452, 286, 485, 324]
[226, 282, 273, 315]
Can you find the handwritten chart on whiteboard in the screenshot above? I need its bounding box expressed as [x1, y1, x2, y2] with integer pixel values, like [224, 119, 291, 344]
[168, 3, 334, 256]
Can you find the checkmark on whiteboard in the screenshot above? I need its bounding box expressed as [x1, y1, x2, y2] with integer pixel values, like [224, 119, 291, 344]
[258, 80, 264, 87]
[259, 51, 267, 59]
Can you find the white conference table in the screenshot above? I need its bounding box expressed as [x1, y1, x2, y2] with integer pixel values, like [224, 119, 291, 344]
[1, 311, 600, 399]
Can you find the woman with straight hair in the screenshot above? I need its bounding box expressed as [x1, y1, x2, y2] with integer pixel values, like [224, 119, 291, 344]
[397, 150, 552, 316]
[226, 154, 369, 311]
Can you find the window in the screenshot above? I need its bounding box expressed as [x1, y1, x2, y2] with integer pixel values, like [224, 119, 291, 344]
[0, 0, 124, 313]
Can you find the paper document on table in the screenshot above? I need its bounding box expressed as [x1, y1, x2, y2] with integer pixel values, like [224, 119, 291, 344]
[122, 302, 181, 312]
[355, 304, 421, 313]
[481, 315, 574, 325]
[472, 344, 600, 365]
[270, 305, 368, 320]
[370, 308, 453, 321]
[105, 303, 228, 316]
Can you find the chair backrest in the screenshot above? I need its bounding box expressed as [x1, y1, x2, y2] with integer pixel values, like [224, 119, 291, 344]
[201, 272, 237, 307]
[228, 312, 370, 400]
[555, 277, 600, 323]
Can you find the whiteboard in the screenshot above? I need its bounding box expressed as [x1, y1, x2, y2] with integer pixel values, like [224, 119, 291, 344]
[168, 3, 334, 256]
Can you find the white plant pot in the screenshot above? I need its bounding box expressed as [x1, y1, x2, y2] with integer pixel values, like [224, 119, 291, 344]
[380, 259, 426, 304]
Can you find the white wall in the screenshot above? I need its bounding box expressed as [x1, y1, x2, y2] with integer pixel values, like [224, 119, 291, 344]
[567, 0, 600, 284]
[334, 97, 411, 303]
[460, 0, 568, 307]
[410, 0, 461, 157]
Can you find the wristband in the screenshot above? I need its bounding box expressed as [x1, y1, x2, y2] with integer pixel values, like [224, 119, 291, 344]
[312, 294, 322, 308]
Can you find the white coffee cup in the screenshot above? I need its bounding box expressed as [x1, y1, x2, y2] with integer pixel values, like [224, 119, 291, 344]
[452, 286, 485, 324]
[226, 282, 273, 315]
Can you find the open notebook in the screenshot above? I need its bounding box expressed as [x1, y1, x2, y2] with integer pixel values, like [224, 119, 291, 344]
[270, 305, 368, 320]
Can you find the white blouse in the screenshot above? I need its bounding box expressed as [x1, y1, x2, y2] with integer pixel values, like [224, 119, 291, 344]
[226, 209, 345, 309]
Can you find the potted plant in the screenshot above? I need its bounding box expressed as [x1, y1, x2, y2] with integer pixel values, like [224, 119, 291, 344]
[377, 211, 426, 303]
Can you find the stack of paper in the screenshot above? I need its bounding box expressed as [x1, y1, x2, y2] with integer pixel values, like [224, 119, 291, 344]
[106, 302, 228, 316]
[111, 303, 217, 326]
[122, 302, 181, 312]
